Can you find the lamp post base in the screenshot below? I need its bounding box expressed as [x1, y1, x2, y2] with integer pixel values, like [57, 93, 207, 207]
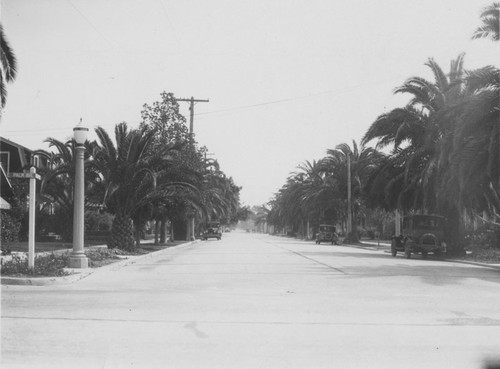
[69, 254, 89, 268]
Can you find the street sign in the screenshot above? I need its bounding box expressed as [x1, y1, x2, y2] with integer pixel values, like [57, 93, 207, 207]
[8, 172, 41, 180]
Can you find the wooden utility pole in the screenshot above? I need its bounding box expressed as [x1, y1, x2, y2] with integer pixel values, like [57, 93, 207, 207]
[347, 153, 352, 236]
[176, 97, 209, 241]
[176, 97, 209, 136]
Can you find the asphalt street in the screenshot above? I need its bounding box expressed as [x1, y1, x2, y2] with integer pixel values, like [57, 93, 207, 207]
[2, 231, 500, 369]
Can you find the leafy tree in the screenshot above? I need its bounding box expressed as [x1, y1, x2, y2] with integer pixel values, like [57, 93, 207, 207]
[139, 92, 244, 240]
[140, 92, 205, 241]
[140, 92, 189, 146]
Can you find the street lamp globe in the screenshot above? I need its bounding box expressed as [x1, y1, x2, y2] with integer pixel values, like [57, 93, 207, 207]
[73, 120, 89, 145]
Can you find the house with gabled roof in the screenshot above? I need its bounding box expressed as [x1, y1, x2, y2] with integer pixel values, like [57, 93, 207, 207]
[0, 136, 36, 209]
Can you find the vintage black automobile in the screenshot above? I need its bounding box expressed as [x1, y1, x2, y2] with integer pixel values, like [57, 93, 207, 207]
[391, 214, 447, 258]
[315, 224, 339, 245]
[201, 221, 222, 241]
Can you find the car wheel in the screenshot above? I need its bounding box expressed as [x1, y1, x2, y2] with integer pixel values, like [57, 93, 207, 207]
[422, 251, 428, 259]
[391, 239, 397, 257]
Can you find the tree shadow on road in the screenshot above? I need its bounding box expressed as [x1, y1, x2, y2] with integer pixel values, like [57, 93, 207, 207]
[299, 250, 500, 287]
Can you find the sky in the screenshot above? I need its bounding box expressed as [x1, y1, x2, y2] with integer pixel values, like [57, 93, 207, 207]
[1, 0, 498, 206]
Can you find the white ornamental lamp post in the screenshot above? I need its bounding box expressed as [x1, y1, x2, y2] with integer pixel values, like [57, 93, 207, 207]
[70, 120, 89, 268]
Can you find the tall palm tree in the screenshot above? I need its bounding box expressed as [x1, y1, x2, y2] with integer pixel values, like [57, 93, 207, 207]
[472, 2, 499, 41]
[438, 65, 500, 220]
[94, 122, 204, 250]
[362, 55, 499, 251]
[0, 24, 17, 115]
[295, 159, 340, 230]
[362, 55, 467, 213]
[34, 138, 100, 241]
[203, 170, 240, 225]
[321, 141, 384, 241]
[93, 123, 158, 251]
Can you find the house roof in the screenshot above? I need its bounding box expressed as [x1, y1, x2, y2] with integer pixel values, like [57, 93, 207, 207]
[0, 136, 33, 153]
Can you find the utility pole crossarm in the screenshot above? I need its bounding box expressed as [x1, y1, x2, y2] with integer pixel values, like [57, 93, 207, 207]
[176, 98, 210, 103]
[176, 97, 210, 137]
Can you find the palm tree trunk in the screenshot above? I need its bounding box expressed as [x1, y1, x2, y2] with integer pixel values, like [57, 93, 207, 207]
[109, 213, 135, 251]
[134, 226, 141, 249]
[154, 220, 159, 245]
[160, 218, 166, 244]
[169, 220, 174, 242]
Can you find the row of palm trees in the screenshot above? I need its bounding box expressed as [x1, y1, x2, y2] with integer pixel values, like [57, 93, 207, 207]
[37, 93, 242, 251]
[266, 3, 499, 250]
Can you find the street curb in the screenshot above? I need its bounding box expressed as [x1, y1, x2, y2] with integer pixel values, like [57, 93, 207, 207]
[0, 269, 94, 286]
[343, 241, 500, 271]
[1, 240, 200, 287]
[439, 258, 500, 271]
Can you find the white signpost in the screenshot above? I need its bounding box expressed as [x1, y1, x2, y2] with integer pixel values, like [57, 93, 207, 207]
[9, 168, 41, 269]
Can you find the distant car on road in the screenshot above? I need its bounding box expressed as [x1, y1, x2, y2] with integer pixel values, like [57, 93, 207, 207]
[315, 224, 338, 245]
[391, 214, 447, 258]
[202, 221, 222, 241]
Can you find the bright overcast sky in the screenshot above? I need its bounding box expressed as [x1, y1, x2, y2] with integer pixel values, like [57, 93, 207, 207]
[1, 0, 498, 206]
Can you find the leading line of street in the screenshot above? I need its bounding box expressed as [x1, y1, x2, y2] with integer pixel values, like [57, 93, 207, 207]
[2, 231, 500, 369]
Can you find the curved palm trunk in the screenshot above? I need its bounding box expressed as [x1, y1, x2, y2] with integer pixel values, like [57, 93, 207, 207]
[444, 206, 466, 256]
[154, 220, 160, 245]
[109, 213, 135, 251]
[160, 218, 167, 243]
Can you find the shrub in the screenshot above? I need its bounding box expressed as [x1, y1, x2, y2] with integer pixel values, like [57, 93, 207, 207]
[0, 248, 124, 276]
[1, 210, 21, 247]
[85, 210, 113, 232]
[85, 248, 121, 267]
[465, 224, 500, 250]
[469, 248, 500, 263]
[0, 253, 70, 277]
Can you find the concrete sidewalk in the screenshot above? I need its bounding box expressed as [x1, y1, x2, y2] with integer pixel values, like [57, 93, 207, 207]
[1, 240, 198, 286]
[353, 239, 500, 270]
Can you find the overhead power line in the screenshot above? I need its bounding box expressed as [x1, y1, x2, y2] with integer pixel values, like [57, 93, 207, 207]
[195, 79, 397, 118]
[66, 0, 113, 46]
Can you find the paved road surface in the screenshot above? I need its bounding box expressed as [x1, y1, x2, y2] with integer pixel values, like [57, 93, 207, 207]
[2, 231, 500, 369]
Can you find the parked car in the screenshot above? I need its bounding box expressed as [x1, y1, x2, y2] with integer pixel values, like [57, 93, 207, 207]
[391, 214, 447, 258]
[315, 224, 338, 245]
[202, 221, 222, 241]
